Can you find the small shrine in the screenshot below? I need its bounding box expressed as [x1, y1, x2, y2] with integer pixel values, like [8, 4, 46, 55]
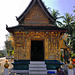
[6, 0, 67, 71]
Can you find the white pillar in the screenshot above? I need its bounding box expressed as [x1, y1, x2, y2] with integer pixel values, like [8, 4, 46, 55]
[73, 68, 75, 75]
[68, 69, 74, 75]
[4, 68, 9, 75]
[0, 68, 2, 75]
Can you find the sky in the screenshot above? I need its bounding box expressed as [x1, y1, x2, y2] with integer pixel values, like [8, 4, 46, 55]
[0, 0, 75, 50]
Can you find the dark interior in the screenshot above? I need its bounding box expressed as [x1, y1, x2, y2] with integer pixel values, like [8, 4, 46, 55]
[31, 40, 44, 61]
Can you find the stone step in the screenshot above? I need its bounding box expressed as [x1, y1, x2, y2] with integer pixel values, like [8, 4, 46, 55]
[29, 67, 47, 70]
[29, 70, 47, 74]
[29, 64, 46, 68]
[30, 61, 45, 65]
[29, 61, 47, 75]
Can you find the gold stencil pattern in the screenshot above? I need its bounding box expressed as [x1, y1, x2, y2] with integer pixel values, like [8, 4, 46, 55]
[13, 31, 61, 60]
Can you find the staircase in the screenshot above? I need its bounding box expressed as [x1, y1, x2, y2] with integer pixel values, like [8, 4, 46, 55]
[29, 61, 47, 75]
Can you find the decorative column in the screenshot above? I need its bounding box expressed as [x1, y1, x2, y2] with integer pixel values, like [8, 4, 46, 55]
[68, 64, 74, 75]
[45, 38, 49, 60]
[74, 68, 75, 75]
[0, 63, 1, 74]
[4, 60, 9, 75]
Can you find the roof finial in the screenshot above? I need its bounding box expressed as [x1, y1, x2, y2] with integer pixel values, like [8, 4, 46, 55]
[6, 24, 8, 28]
[15, 16, 18, 20]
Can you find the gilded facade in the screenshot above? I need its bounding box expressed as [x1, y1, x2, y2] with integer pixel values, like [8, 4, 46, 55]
[13, 31, 61, 60]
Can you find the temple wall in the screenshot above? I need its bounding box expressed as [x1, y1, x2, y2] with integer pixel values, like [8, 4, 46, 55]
[14, 32, 30, 60]
[13, 31, 61, 60]
[24, 4, 49, 24]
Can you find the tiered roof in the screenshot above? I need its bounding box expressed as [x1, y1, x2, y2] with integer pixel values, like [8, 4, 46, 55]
[6, 0, 67, 33]
[6, 25, 67, 32]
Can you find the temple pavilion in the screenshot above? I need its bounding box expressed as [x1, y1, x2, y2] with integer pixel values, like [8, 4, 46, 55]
[6, 0, 67, 72]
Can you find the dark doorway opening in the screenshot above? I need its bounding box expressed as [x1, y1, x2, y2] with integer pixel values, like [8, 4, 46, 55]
[31, 40, 44, 61]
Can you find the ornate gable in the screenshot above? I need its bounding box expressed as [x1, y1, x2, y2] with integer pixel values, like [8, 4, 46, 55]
[17, 0, 56, 24]
[24, 3, 49, 24]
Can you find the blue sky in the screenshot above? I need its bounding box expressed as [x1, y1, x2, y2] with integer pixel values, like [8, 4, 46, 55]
[0, 0, 75, 49]
[43, 0, 75, 16]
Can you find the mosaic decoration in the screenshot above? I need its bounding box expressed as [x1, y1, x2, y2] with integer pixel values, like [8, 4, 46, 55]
[13, 31, 61, 60]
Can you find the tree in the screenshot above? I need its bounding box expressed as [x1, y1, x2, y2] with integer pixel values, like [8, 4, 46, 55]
[62, 13, 75, 53]
[71, 38, 75, 53]
[50, 9, 63, 26]
[73, 6, 75, 12]
[62, 13, 75, 35]
[5, 34, 14, 56]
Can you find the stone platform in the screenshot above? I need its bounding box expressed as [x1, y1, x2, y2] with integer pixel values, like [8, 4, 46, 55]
[10, 70, 56, 75]
[9, 73, 55, 75]
[10, 61, 57, 75]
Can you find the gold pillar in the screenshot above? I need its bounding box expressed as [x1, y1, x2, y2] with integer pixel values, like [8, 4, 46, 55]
[44, 38, 49, 60]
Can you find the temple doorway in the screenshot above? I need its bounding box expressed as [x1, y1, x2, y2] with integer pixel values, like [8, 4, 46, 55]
[31, 40, 44, 61]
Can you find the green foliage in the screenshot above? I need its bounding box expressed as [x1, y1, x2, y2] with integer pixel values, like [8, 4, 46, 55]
[0, 51, 5, 57]
[61, 53, 64, 62]
[51, 9, 63, 26]
[47, 8, 63, 26]
[6, 49, 14, 56]
[51, 9, 60, 19]
[61, 12, 75, 53]
[73, 10, 75, 12]
[5, 33, 14, 56]
[12, 50, 14, 55]
[71, 53, 75, 58]
[5, 41, 14, 50]
[71, 39, 75, 53]
[62, 13, 75, 35]
[63, 13, 74, 24]
[0, 54, 3, 57]
[72, 30, 75, 37]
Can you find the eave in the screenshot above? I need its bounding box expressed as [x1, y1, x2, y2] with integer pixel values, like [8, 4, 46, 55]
[6, 25, 67, 33]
